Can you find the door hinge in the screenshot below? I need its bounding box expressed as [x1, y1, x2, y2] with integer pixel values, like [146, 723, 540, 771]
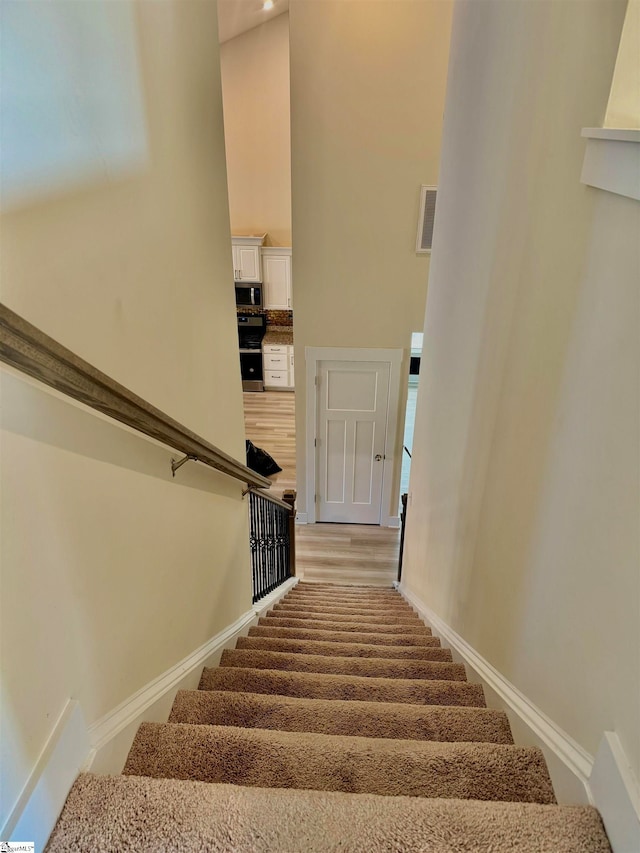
[315, 494, 318, 503]
[314, 438, 317, 447]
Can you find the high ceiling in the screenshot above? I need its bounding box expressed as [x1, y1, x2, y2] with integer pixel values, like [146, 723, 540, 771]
[217, 0, 289, 44]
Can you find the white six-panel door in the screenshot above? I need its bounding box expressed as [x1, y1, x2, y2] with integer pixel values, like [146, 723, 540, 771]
[316, 360, 390, 524]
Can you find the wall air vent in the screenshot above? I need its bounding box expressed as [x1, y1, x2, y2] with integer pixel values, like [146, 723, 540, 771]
[416, 185, 437, 254]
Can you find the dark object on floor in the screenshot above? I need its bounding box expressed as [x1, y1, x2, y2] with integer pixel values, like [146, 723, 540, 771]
[246, 440, 282, 476]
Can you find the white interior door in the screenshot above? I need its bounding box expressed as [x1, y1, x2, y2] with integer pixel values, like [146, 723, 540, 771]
[316, 360, 390, 524]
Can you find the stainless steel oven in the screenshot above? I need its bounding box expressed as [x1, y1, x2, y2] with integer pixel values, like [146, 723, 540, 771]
[235, 282, 263, 308]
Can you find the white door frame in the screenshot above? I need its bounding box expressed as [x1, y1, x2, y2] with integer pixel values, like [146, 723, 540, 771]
[305, 347, 404, 527]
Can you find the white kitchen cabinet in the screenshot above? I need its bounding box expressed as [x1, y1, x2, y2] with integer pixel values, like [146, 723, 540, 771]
[261, 247, 292, 309]
[232, 235, 265, 282]
[264, 343, 295, 390]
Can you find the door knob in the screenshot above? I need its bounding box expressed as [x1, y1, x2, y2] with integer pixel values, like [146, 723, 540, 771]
[375, 454, 382, 461]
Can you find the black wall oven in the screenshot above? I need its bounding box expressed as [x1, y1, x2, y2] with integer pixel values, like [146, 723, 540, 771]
[238, 313, 266, 391]
[235, 282, 263, 308]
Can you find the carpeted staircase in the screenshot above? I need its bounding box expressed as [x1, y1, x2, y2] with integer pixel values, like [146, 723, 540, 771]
[47, 582, 611, 851]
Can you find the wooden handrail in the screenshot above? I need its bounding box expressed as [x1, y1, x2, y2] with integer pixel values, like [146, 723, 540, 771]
[0, 303, 272, 490]
[245, 487, 292, 512]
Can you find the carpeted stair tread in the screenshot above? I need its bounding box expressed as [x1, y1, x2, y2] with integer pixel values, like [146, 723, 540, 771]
[296, 581, 397, 591]
[123, 722, 556, 803]
[259, 616, 432, 635]
[284, 584, 407, 596]
[169, 689, 514, 743]
[273, 603, 419, 618]
[200, 666, 487, 707]
[249, 624, 440, 646]
[267, 608, 424, 625]
[279, 595, 419, 611]
[47, 775, 612, 853]
[236, 635, 452, 660]
[295, 583, 403, 596]
[283, 595, 413, 609]
[220, 648, 467, 681]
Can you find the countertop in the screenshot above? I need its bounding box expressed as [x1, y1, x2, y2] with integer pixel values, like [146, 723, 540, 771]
[263, 326, 294, 346]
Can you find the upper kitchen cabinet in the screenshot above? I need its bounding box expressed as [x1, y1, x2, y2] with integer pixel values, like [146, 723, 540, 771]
[262, 247, 292, 310]
[232, 235, 265, 282]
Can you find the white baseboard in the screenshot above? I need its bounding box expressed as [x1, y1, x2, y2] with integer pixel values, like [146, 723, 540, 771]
[398, 583, 594, 804]
[86, 577, 299, 775]
[85, 608, 255, 774]
[2, 579, 299, 850]
[2, 699, 89, 847]
[253, 577, 299, 617]
[386, 515, 401, 528]
[295, 513, 308, 524]
[86, 581, 296, 775]
[589, 732, 640, 853]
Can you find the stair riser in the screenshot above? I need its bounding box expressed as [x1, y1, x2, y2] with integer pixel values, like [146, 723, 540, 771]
[236, 636, 452, 660]
[280, 595, 416, 607]
[169, 690, 514, 744]
[249, 626, 440, 646]
[294, 584, 399, 596]
[260, 618, 432, 635]
[274, 604, 419, 618]
[124, 723, 556, 804]
[282, 594, 414, 608]
[268, 609, 425, 626]
[200, 666, 487, 707]
[220, 649, 467, 681]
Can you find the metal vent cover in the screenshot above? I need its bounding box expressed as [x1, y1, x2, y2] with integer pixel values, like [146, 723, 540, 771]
[416, 185, 437, 254]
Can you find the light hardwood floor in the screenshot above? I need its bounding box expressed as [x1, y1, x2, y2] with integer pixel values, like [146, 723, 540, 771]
[243, 391, 296, 497]
[296, 523, 400, 587]
[243, 390, 400, 587]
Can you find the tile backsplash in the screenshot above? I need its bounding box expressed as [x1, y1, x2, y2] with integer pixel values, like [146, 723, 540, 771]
[236, 307, 293, 326]
[266, 310, 293, 326]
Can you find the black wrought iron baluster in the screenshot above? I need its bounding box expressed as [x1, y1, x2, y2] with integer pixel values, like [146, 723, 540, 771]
[247, 489, 295, 603]
[260, 496, 267, 599]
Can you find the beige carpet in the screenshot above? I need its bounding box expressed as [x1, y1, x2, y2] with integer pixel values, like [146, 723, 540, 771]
[235, 634, 453, 659]
[47, 581, 611, 851]
[46, 775, 611, 853]
[219, 647, 467, 680]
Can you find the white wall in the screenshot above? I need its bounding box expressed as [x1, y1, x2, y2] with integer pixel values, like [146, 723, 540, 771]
[402, 0, 639, 787]
[289, 0, 453, 519]
[605, 0, 640, 128]
[220, 13, 292, 245]
[0, 0, 252, 828]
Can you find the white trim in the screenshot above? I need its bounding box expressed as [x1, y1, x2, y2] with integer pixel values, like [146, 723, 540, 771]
[2, 699, 89, 847]
[385, 515, 401, 528]
[261, 246, 292, 256]
[85, 579, 298, 774]
[398, 583, 594, 797]
[581, 128, 640, 201]
[86, 608, 255, 766]
[253, 577, 299, 618]
[231, 234, 266, 245]
[1, 581, 299, 847]
[295, 512, 308, 524]
[589, 732, 640, 853]
[304, 347, 404, 526]
[582, 127, 640, 143]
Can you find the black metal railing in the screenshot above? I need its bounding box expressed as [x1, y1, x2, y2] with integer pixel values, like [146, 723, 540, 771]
[398, 493, 408, 582]
[248, 488, 296, 603]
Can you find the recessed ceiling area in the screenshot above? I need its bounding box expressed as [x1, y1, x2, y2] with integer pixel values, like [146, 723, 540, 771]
[217, 0, 289, 44]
